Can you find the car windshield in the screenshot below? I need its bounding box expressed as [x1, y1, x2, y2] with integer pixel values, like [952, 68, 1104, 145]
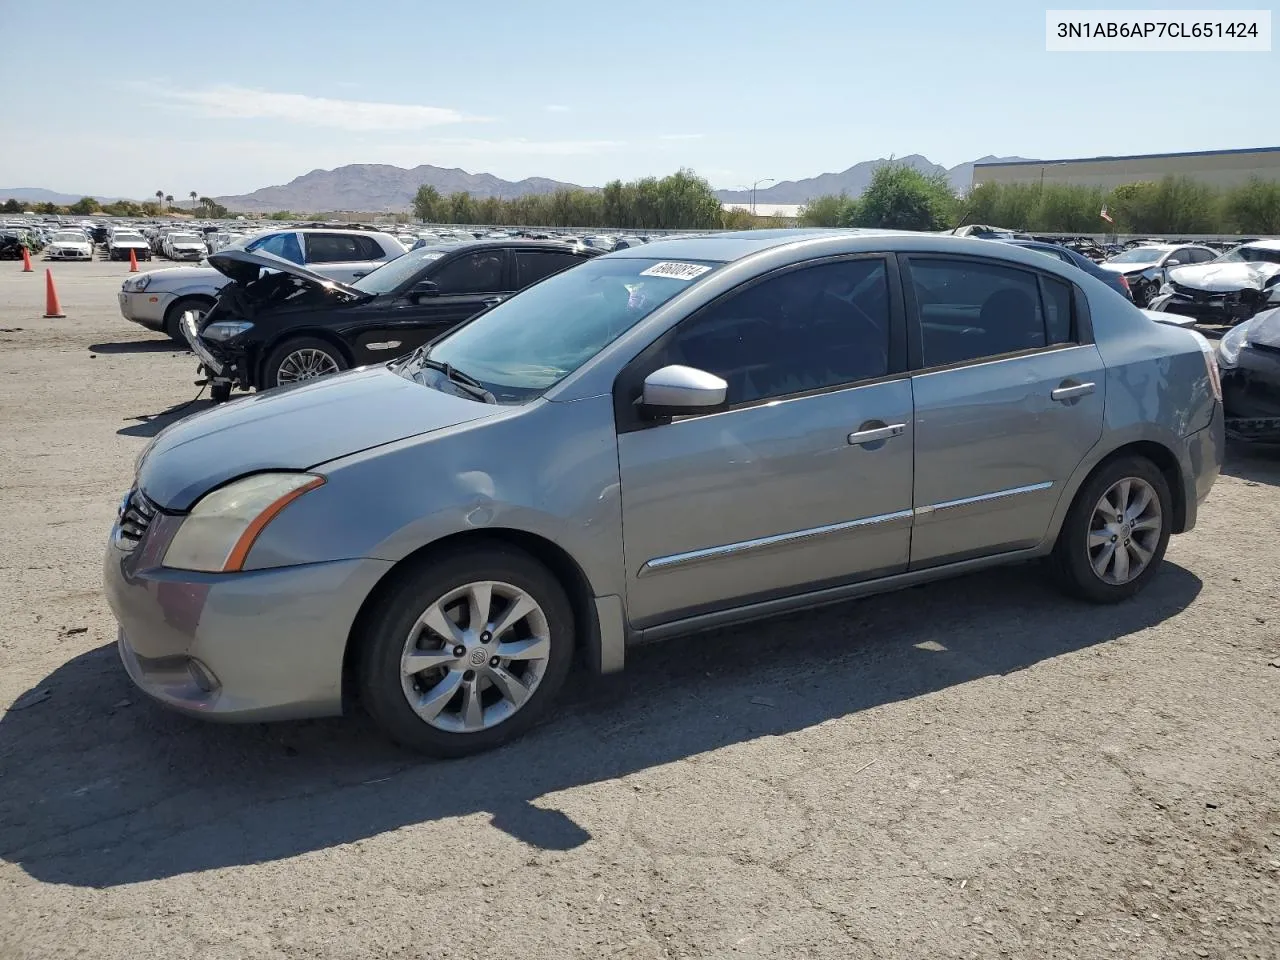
[1107, 247, 1165, 264]
[401, 256, 720, 404]
[1218, 244, 1280, 265]
[351, 246, 448, 295]
[51, 232, 84, 242]
[171, 233, 201, 243]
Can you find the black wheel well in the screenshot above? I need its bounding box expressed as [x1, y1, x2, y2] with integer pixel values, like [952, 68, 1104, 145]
[1090, 440, 1187, 533]
[340, 529, 600, 711]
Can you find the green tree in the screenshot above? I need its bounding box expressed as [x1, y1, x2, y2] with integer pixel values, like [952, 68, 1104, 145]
[412, 184, 444, 222]
[69, 196, 100, 215]
[38, 202, 58, 214]
[189, 191, 198, 210]
[164, 194, 174, 209]
[1223, 178, 1280, 234]
[448, 191, 476, 224]
[1, 198, 25, 213]
[850, 162, 956, 231]
[798, 194, 855, 227]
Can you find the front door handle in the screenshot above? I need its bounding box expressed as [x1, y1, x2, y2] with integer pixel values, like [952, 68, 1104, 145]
[481, 296, 504, 306]
[848, 423, 906, 446]
[1051, 381, 1096, 402]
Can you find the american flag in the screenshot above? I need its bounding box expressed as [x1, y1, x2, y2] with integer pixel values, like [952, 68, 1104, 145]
[1100, 206, 1114, 224]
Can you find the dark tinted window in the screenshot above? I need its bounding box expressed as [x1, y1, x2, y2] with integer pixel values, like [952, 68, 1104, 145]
[306, 233, 366, 264]
[248, 232, 302, 263]
[1041, 275, 1074, 345]
[432, 250, 506, 295]
[909, 258, 1050, 366]
[1184, 247, 1214, 264]
[514, 250, 586, 288]
[657, 259, 890, 406]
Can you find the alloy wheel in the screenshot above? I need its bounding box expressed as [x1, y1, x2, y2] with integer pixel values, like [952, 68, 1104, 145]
[276, 348, 340, 384]
[1087, 476, 1163, 585]
[399, 580, 551, 734]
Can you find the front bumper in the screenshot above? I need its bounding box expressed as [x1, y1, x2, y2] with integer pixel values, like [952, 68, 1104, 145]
[1149, 288, 1269, 325]
[118, 289, 175, 329]
[1220, 345, 1280, 440]
[181, 313, 252, 388]
[104, 507, 393, 721]
[47, 248, 92, 260]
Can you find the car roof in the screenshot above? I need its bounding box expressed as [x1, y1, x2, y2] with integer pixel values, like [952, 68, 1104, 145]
[601, 228, 929, 263]
[1237, 238, 1280, 250]
[414, 238, 601, 254]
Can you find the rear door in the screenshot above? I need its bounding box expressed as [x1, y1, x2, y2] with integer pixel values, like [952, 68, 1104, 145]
[902, 254, 1105, 568]
[304, 233, 388, 283]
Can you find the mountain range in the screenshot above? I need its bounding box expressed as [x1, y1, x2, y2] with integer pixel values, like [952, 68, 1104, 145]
[1, 155, 1034, 214]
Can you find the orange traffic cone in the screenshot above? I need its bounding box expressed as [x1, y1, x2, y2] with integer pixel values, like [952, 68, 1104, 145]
[44, 269, 65, 318]
[128, 248, 139, 272]
[21, 246, 32, 272]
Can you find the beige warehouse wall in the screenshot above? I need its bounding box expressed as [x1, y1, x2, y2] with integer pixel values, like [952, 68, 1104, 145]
[974, 151, 1280, 190]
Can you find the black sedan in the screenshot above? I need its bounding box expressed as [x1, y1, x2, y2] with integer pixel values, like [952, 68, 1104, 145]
[189, 239, 603, 402]
[997, 239, 1134, 301]
[1216, 306, 1280, 441]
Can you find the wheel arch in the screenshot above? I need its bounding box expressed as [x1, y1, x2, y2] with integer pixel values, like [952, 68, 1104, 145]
[256, 328, 356, 387]
[1051, 438, 1188, 545]
[340, 528, 603, 711]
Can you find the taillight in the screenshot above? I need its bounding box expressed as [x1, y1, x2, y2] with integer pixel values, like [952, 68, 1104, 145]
[1117, 274, 1132, 298]
[1186, 330, 1223, 403]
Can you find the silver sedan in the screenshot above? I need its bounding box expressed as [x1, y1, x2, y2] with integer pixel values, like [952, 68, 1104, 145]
[104, 230, 1225, 757]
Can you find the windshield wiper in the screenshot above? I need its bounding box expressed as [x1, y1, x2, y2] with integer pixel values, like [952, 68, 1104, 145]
[409, 350, 495, 403]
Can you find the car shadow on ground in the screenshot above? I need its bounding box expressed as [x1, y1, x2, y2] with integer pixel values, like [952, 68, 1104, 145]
[1223, 439, 1280, 486]
[117, 396, 216, 438]
[0, 561, 1201, 889]
[90, 340, 188, 355]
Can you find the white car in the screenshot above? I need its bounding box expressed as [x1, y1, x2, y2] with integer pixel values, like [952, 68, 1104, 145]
[44, 230, 94, 261]
[108, 230, 152, 262]
[164, 232, 208, 261]
[1149, 240, 1280, 325]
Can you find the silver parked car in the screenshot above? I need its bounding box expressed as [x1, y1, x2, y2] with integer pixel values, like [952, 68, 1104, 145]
[104, 230, 1225, 757]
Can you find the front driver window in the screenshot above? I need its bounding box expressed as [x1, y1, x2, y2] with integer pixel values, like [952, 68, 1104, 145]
[657, 259, 891, 406]
[432, 251, 505, 295]
[250, 232, 303, 264]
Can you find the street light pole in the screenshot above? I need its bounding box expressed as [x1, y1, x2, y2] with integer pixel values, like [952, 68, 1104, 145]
[751, 178, 775, 216]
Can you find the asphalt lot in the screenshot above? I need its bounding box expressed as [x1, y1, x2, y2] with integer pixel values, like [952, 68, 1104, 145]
[1, 259, 1279, 960]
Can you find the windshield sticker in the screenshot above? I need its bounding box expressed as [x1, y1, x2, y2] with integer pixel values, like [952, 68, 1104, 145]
[639, 261, 711, 281]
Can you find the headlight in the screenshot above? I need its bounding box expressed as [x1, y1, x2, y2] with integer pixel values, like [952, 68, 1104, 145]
[127, 273, 152, 292]
[163, 472, 325, 572]
[201, 321, 254, 342]
[1159, 282, 1173, 295]
[1217, 319, 1252, 369]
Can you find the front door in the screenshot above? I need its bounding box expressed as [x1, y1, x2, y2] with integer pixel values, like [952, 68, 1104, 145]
[616, 256, 915, 627]
[901, 254, 1105, 568]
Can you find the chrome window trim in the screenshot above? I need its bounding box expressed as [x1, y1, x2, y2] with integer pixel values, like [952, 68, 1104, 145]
[638, 509, 914, 577]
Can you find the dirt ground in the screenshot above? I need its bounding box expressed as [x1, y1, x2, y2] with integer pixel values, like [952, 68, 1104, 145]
[0, 258, 1278, 960]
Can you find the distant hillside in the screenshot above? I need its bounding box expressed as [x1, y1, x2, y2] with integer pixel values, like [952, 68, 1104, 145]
[0, 187, 128, 205]
[213, 164, 589, 214]
[713, 154, 1034, 205]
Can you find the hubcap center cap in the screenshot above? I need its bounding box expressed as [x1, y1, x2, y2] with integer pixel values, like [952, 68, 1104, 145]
[468, 648, 488, 666]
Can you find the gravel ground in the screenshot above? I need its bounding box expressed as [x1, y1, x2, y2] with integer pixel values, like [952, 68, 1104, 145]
[1, 260, 1278, 960]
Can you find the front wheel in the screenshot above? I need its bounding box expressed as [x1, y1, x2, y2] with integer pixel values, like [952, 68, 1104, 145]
[357, 545, 576, 757]
[263, 336, 348, 389]
[162, 296, 214, 343]
[1049, 455, 1173, 603]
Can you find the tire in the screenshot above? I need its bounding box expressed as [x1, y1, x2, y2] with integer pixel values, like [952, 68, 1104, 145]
[162, 296, 215, 343]
[357, 544, 576, 757]
[1049, 455, 1173, 604]
[262, 336, 348, 389]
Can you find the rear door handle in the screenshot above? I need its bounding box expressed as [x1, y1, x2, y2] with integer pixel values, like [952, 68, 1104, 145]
[1051, 381, 1095, 402]
[847, 423, 905, 446]
[481, 296, 504, 306]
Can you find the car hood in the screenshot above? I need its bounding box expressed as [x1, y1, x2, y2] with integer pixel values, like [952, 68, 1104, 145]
[134, 264, 224, 286]
[207, 248, 362, 295]
[137, 365, 496, 510]
[1243, 306, 1280, 350]
[1098, 261, 1159, 275]
[111, 237, 149, 246]
[1167, 260, 1280, 291]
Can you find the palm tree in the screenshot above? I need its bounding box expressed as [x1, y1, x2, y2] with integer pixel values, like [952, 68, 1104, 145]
[155, 189, 164, 208]
[189, 191, 198, 210]
[164, 194, 173, 210]
[198, 196, 213, 216]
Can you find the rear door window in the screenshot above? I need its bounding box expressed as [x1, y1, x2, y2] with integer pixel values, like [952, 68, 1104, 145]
[907, 258, 1058, 367]
[306, 233, 365, 264]
[514, 250, 587, 288]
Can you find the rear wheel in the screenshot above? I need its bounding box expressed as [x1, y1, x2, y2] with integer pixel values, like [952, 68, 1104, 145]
[263, 336, 348, 389]
[357, 545, 575, 757]
[162, 296, 214, 343]
[1050, 455, 1172, 603]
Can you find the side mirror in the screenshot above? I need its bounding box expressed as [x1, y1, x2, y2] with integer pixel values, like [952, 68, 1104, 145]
[409, 279, 440, 299]
[1164, 259, 1180, 267]
[640, 365, 728, 419]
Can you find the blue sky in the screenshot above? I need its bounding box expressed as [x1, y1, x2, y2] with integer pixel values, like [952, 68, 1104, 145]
[0, 0, 1274, 198]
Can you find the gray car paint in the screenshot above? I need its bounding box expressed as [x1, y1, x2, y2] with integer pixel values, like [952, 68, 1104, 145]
[106, 229, 1224, 723]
